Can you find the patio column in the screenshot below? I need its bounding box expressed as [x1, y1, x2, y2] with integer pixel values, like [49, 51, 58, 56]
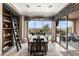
[25, 20, 28, 39]
[20, 16, 27, 43]
[73, 19, 76, 33]
[22, 16, 25, 40]
[51, 19, 56, 42]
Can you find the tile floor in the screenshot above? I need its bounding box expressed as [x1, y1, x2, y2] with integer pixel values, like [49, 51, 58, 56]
[3, 41, 79, 56]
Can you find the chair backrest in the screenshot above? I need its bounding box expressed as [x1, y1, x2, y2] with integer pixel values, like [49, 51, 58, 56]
[33, 38, 38, 42]
[33, 38, 44, 51]
[33, 38, 44, 43]
[39, 38, 44, 43]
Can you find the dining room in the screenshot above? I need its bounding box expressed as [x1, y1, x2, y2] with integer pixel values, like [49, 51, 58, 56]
[2, 3, 79, 56]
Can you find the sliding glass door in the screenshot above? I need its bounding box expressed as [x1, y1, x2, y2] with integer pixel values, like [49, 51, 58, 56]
[28, 18, 52, 41]
[56, 19, 67, 48]
[56, 15, 78, 50]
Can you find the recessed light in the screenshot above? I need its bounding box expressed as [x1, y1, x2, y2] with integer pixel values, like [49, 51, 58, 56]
[48, 5, 52, 8]
[37, 5, 41, 7]
[26, 5, 30, 8]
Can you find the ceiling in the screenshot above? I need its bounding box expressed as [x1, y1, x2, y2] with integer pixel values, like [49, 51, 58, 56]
[10, 3, 68, 17]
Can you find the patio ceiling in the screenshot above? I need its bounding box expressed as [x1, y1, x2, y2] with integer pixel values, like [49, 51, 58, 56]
[9, 3, 68, 17]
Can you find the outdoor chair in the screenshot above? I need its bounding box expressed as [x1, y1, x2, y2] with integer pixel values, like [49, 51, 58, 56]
[71, 33, 79, 42]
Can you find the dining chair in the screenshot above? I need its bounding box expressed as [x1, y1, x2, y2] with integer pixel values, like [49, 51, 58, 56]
[31, 38, 47, 56]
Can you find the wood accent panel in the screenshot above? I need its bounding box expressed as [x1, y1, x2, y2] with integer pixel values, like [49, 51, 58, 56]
[55, 3, 79, 19]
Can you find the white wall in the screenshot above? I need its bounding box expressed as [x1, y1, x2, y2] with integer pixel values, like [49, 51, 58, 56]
[0, 3, 2, 55]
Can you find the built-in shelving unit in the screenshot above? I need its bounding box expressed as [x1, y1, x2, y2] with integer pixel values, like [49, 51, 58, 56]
[2, 3, 21, 55]
[2, 4, 13, 54]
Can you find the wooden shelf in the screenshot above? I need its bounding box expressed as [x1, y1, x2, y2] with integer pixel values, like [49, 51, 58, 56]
[3, 46, 12, 53]
[3, 19, 11, 23]
[4, 34, 11, 37]
[3, 13, 10, 17]
[4, 40, 11, 45]
[3, 28, 11, 30]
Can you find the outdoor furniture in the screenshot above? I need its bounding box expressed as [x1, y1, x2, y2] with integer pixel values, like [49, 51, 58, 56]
[71, 33, 79, 42]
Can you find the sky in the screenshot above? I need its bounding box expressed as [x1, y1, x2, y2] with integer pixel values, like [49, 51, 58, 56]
[57, 21, 73, 28]
[28, 20, 52, 28]
[28, 20, 73, 29]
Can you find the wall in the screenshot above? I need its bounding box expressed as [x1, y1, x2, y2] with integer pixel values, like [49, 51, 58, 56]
[72, 18, 79, 36]
[0, 3, 2, 55]
[75, 18, 79, 36]
[68, 9, 79, 36]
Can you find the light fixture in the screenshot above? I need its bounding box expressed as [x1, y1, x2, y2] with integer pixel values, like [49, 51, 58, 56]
[37, 5, 41, 7]
[48, 5, 52, 8]
[26, 5, 30, 8]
